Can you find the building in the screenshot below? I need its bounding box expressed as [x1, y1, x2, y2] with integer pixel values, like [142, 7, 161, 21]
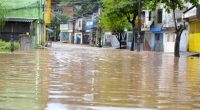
[0, 0, 52, 49]
[142, 4, 188, 52]
[142, 10, 154, 51]
[183, 6, 200, 52]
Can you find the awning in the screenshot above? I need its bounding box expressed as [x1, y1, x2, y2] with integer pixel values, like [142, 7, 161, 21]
[46, 28, 54, 33]
[6, 18, 36, 22]
[150, 25, 163, 33]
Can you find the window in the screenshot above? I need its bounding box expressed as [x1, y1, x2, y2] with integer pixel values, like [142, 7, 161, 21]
[141, 12, 145, 19]
[149, 11, 151, 21]
[157, 9, 162, 23]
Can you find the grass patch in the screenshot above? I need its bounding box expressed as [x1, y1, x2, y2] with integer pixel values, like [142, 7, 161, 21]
[0, 40, 19, 52]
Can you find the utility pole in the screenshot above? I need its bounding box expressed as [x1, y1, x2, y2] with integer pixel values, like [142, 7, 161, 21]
[137, 0, 141, 52]
[72, 18, 75, 44]
[10, 23, 14, 52]
[10, 33, 14, 52]
[41, 0, 45, 46]
[54, 3, 57, 41]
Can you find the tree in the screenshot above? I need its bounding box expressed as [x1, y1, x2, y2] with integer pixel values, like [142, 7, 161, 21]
[49, 12, 70, 40]
[148, 0, 199, 57]
[100, 0, 148, 50]
[60, 0, 101, 17]
[100, 0, 132, 49]
[100, 9, 131, 49]
[0, 2, 7, 27]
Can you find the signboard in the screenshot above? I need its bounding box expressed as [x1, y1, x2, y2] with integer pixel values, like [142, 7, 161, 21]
[60, 24, 68, 31]
[86, 21, 94, 29]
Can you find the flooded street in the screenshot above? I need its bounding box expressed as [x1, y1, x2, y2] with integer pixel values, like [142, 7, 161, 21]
[0, 42, 200, 110]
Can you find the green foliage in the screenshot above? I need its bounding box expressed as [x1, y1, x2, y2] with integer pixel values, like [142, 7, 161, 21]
[0, 2, 7, 27]
[49, 12, 70, 36]
[100, 0, 144, 32]
[59, 1, 70, 6]
[100, 3, 130, 31]
[148, 0, 199, 12]
[0, 40, 19, 52]
[14, 41, 19, 50]
[60, 0, 101, 17]
[53, 12, 70, 23]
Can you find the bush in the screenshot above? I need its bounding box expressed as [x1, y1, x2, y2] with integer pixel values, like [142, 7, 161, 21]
[0, 40, 19, 52]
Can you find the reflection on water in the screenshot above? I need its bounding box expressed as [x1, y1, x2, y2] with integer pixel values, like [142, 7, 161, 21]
[0, 45, 200, 110]
[0, 50, 50, 110]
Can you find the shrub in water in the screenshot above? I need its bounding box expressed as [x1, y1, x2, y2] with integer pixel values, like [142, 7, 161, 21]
[0, 40, 19, 52]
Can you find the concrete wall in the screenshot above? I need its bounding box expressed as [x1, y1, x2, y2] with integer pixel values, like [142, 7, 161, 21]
[111, 35, 119, 48]
[180, 30, 188, 52]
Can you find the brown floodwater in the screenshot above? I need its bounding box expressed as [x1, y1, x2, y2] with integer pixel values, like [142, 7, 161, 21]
[0, 43, 200, 110]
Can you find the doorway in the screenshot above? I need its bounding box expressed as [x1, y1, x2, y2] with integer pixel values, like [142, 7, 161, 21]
[154, 33, 163, 52]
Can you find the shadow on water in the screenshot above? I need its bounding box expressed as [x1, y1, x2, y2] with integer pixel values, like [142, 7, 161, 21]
[1, 44, 200, 110]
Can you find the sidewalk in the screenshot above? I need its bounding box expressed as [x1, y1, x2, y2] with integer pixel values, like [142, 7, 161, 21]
[46, 42, 199, 57]
[47, 42, 99, 49]
[164, 51, 199, 56]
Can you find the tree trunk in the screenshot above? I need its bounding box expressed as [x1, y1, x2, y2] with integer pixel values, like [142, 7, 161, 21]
[174, 29, 183, 57]
[131, 23, 135, 51]
[137, 33, 140, 52]
[174, 34, 180, 57]
[172, 6, 180, 57]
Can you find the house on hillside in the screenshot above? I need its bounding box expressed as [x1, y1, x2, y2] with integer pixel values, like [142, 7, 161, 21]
[0, 0, 52, 49]
[74, 17, 84, 44]
[51, 2, 74, 42]
[69, 13, 100, 45]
